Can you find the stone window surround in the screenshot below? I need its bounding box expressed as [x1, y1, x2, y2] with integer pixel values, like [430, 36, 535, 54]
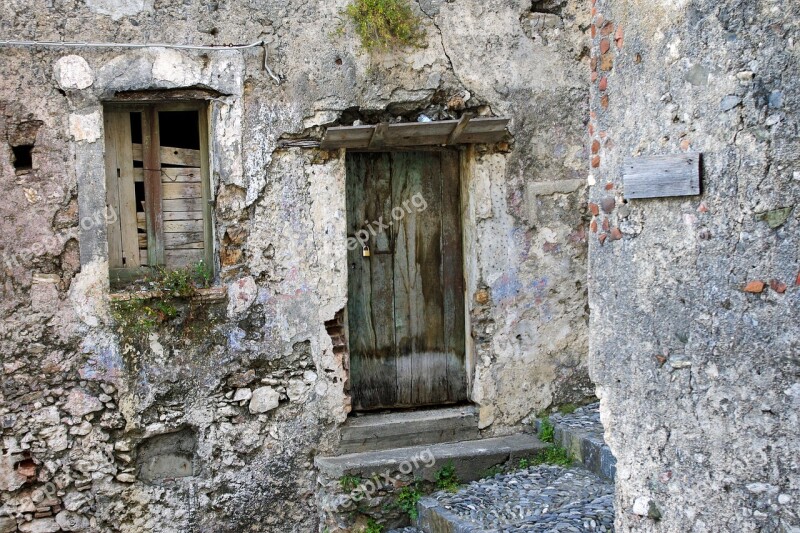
[59, 49, 245, 292]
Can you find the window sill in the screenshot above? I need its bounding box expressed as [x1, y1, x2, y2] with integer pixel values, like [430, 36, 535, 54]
[109, 286, 227, 304]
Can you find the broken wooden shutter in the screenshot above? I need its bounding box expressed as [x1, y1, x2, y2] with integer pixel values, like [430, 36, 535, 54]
[106, 103, 212, 274]
[133, 104, 209, 268]
[154, 108, 209, 269]
[104, 111, 140, 269]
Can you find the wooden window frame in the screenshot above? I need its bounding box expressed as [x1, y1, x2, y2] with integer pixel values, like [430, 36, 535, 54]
[104, 101, 214, 283]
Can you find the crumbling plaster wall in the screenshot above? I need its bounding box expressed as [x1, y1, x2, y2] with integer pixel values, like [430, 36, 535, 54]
[587, 0, 800, 531]
[1, 0, 590, 531]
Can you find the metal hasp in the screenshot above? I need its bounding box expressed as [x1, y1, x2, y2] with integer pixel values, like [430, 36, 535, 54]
[320, 116, 510, 150]
[623, 153, 702, 199]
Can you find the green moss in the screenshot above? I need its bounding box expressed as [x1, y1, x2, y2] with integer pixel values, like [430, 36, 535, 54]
[558, 403, 578, 415]
[340, 474, 362, 492]
[483, 464, 504, 478]
[343, 0, 426, 51]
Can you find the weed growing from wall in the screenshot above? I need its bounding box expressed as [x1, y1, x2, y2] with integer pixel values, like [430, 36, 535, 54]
[538, 418, 555, 443]
[434, 461, 461, 492]
[111, 262, 218, 344]
[343, 0, 426, 51]
[395, 484, 422, 520]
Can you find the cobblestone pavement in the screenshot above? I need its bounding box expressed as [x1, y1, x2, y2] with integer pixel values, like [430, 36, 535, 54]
[430, 464, 614, 532]
[549, 403, 605, 438]
[391, 405, 615, 532]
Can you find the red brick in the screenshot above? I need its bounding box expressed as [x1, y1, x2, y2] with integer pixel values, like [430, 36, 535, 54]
[615, 26, 624, 49]
[601, 95, 609, 108]
[588, 123, 595, 135]
[591, 56, 598, 72]
[588, 202, 600, 216]
[797, 272, 800, 286]
[600, 53, 614, 71]
[602, 217, 610, 231]
[591, 155, 601, 168]
[600, 38, 610, 54]
[598, 233, 607, 244]
[697, 202, 709, 213]
[591, 71, 598, 83]
[743, 280, 765, 293]
[591, 140, 601, 154]
[770, 279, 787, 294]
[591, 24, 597, 38]
[610, 227, 623, 240]
[605, 182, 613, 190]
[590, 220, 598, 233]
[600, 22, 614, 36]
[599, 76, 608, 91]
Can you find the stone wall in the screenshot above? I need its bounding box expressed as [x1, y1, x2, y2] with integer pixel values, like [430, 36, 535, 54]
[0, 1, 592, 531]
[587, 0, 800, 530]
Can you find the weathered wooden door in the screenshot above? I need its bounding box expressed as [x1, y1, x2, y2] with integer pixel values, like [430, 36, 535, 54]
[347, 151, 467, 410]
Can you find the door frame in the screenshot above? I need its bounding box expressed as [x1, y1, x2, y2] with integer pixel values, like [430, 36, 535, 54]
[342, 146, 476, 410]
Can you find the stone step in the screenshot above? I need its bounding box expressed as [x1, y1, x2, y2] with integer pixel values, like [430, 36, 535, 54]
[337, 405, 480, 454]
[316, 433, 549, 484]
[536, 403, 616, 481]
[416, 465, 615, 533]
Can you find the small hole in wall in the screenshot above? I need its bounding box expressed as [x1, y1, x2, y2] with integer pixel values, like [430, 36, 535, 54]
[11, 144, 34, 171]
[530, 0, 565, 14]
[335, 57, 343, 65]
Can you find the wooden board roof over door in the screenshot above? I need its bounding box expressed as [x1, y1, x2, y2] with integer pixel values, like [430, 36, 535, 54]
[320, 115, 510, 150]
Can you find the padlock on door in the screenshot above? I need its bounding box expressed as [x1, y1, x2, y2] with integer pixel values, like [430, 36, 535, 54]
[362, 244, 371, 257]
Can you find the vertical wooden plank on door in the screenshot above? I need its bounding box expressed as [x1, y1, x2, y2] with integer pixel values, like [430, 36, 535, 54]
[142, 107, 165, 266]
[440, 151, 467, 401]
[109, 111, 139, 268]
[392, 153, 413, 406]
[103, 112, 123, 268]
[393, 152, 446, 406]
[198, 105, 214, 269]
[346, 153, 397, 409]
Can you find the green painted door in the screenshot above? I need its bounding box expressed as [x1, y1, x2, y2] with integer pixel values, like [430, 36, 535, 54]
[346, 151, 467, 410]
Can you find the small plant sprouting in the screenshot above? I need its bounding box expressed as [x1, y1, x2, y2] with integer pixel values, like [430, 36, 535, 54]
[340, 474, 362, 492]
[538, 418, 555, 443]
[434, 461, 460, 493]
[484, 464, 504, 478]
[559, 403, 578, 415]
[343, 0, 426, 51]
[363, 518, 383, 533]
[395, 484, 422, 520]
[518, 458, 530, 469]
[192, 260, 214, 289]
[110, 262, 217, 340]
[532, 445, 573, 466]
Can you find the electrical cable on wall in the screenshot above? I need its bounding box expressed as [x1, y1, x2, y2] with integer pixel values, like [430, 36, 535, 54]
[0, 38, 282, 84]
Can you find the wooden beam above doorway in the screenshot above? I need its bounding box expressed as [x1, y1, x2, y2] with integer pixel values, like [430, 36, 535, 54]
[320, 116, 510, 150]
